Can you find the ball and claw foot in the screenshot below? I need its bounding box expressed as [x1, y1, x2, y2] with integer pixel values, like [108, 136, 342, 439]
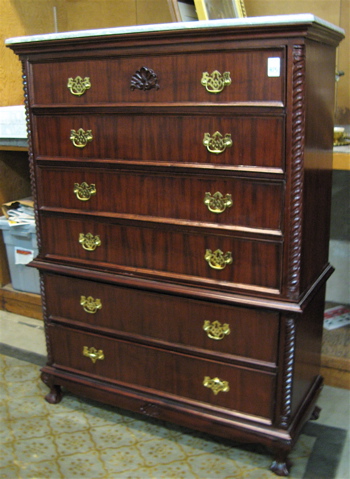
[311, 405, 321, 420]
[270, 450, 291, 476]
[45, 385, 63, 404]
[41, 372, 63, 404]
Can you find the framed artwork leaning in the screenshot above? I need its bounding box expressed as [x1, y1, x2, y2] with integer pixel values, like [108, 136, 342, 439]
[194, 0, 247, 20]
[167, 0, 198, 22]
[167, 0, 246, 22]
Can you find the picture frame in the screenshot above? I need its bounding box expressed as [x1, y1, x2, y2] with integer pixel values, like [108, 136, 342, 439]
[167, 1, 247, 22]
[167, 1, 198, 22]
[194, 0, 247, 20]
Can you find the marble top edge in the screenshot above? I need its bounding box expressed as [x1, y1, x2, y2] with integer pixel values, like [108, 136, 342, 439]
[6, 14, 344, 45]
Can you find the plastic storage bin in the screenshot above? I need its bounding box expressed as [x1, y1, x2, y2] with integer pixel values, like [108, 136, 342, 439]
[0, 217, 40, 294]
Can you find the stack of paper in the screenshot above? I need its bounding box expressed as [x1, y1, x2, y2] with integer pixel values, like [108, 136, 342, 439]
[2, 197, 35, 226]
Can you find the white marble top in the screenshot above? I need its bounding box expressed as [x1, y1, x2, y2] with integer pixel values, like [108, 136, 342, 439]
[6, 14, 344, 45]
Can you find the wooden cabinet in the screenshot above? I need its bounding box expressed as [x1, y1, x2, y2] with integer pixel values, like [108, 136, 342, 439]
[7, 15, 344, 475]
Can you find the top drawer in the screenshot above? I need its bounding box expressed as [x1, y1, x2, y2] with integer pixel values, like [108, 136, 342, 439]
[30, 49, 285, 106]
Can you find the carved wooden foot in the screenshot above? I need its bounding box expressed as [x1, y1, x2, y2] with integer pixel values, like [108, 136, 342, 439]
[41, 372, 63, 404]
[310, 405, 321, 420]
[45, 385, 63, 404]
[270, 450, 291, 476]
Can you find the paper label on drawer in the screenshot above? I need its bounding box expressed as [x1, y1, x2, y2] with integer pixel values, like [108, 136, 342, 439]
[14, 247, 34, 265]
[267, 57, 281, 77]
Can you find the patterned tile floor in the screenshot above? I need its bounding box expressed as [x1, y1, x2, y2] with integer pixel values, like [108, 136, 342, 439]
[0, 311, 349, 479]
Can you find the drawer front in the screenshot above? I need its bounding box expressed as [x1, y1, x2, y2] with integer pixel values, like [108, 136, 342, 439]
[44, 273, 279, 364]
[40, 215, 282, 292]
[49, 325, 276, 420]
[37, 167, 284, 232]
[33, 114, 284, 170]
[30, 49, 284, 105]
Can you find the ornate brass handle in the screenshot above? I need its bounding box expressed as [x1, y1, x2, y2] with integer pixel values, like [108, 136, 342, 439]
[201, 71, 231, 94]
[79, 233, 101, 251]
[70, 128, 93, 148]
[203, 131, 232, 154]
[83, 346, 104, 364]
[203, 376, 230, 395]
[67, 76, 91, 96]
[80, 295, 102, 314]
[203, 320, 230, 340]
[205, 249, 232, 270]
[74, 182, 96, 201]
[204, 192, 233, 213]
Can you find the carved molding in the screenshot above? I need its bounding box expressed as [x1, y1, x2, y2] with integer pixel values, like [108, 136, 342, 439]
[21, 60, 40, 248]
[130, 66, 160, 91]
[140, 403, 161, 417]
[280, 317, 296, 428]
[287, 45, 305, 299]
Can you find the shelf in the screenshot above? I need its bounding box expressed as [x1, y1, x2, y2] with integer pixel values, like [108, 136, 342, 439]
[0, 284, 42, 320]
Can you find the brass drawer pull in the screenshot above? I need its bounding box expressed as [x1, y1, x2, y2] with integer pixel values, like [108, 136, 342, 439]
[79, 232, 101, 251]
[204, 192, 233, 213]
[203, 320, 230, 340]
[74, 182, 96, 201]
[67, 76, 91, 96]
[201, 71, 231, 94]
[83, 346, 104, 363]
[205, 249, 232, 270]
[203, 376, 230, 395]
[203, 131, 232, 154]
[80, 295, 102, 314]
[70, 128, 93, 148]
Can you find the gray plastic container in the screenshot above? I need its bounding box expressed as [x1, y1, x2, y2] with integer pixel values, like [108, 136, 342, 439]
[0, 217, 40, 294]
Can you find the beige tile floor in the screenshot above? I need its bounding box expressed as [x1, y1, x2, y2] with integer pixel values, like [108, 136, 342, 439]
[0, 309, 349, 478]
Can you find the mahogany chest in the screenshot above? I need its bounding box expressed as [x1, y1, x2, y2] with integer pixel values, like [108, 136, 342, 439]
[7, 15, 344, 475]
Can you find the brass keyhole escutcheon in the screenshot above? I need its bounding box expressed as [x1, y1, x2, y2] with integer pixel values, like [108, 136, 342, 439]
[205, 249, 233, 270]
[203, 131, 232, 154]
[201, 71, 231, 94]
[83, 346, 104, 364]
[67, 76, 91, 96]
[204, 192, 233, 214]
[80, 295, 102, 314]
[79, 233, 101, 251]
[70, 128, 93, 148]
[203, 376, 230, 395]
[203, 320, 230, 340]
[74, 182, 96, 201]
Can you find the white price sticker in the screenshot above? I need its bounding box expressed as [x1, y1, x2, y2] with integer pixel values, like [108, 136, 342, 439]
[267, 57, 281, 77]
[14, 247, 34, 265]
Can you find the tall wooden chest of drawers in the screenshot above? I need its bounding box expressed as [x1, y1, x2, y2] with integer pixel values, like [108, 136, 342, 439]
[7, 14, 344, 475]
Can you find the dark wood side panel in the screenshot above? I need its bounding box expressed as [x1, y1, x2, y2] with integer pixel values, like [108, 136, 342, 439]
[300, 41, 336, 292]
[291, 285, 326, 417]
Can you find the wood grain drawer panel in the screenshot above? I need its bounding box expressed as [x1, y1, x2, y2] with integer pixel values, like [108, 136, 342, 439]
[30, 49, 284, 105]
[40, 215, 282, 291]
[44, 273, 279, 364]
[33, 114, 284, 170]
[37, 167, 284, 232]
[49, 325, 276, 420]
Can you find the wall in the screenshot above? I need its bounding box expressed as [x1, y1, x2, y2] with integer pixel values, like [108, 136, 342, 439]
[0, 1, 348, 118]
[244, 0, 349, 124]
[1, 0, 348, 121]
[0, 0, 172, 107]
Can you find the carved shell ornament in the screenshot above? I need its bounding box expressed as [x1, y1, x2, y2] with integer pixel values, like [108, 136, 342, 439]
[130, 66, 160, 91]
